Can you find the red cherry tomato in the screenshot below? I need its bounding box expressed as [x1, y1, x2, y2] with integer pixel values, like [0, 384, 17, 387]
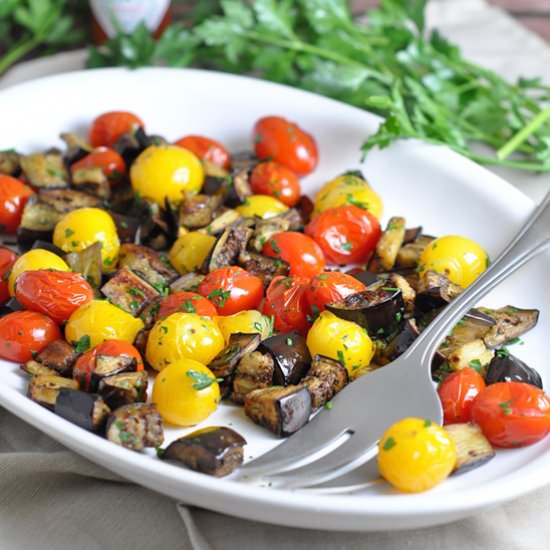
[305, 271, 366, 314]
[472, 382, 550, 447]
[262, 231, 325, 279]
[14, 270, 94, 324]
[73, 339, 144, 391]
[249, 161, 301, 207]
[197, 266, 264, 315]
[437, 367, 486, 424]
[174, 135, 231, 170]
[262, 275, 311, 335]
[89, 111, 144, 148]
[0, 247, 17, 304]
[253, 116, 318, 176]
[0, 310, 61, 362]
[71, 147, 126, 186]
[0, 174, 34, 233]
[305, 205, 381, 265]
[158, 291, 217, 319]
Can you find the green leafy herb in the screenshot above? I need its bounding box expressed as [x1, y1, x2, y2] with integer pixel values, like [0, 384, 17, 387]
[346, 193, 368, 209]
[270, 239, 281, 254]
[253, 321, 263, 332]
[152, 282, 170, 296]
[286, 336, 293, 346]
[129, 300, 140, 311]
[324, 401, 333, 410]
[73, 334, 91, 354]
[382, 436, 396, 451]
[64, 227, 74, 238]
[395, 311, 403, 322]
[423, 419, 432, 427]
[496, 347, 510, 358]
[337, 349, 345, 366]
[382, 287, 400, 292]
[180, 300, 196, 313]
[186, 369, 222, 391]
[341, 241, 353, 252]
[469, 358, 482, 372]
[499, 399, 513, 416]
[128, 287, 146, 298]
[506, 337, 524, 346]
[208, 288, 231, 308]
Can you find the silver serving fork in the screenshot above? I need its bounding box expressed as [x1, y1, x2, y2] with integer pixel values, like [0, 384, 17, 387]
[238, 191, 550, 489]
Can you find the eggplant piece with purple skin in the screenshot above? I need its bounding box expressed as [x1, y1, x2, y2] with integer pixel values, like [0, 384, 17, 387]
[35, 339, 79, 377]
[73, 354, 137, 392]
[170, 272, 205, 293]
[346, 269, 380, 288]
[98, 371, 149, 409]
[179, 193, 223, 230]
[238, 251, 289, 287]
[327, 288, 405, 339]
[258, 332, 311, 386]
[244, 385, 312, 437]
[382, 319, 420, 363]
[204, 222, 253, 272]
[54, 389, 111, 432]
[118, 243, 178, 287]
[479, 305, 540, 349]
[415, 270, 463, 313]
[21, 361, 58, 377]
[225, 168, 252, 208]
[28, 375, 79, 408]
[485, 351, 543, 388]
[231, 350, 275, 404]
[106, 403, 164, 451]
[160, 426, 246, 477]
[301, 355, 348, 410]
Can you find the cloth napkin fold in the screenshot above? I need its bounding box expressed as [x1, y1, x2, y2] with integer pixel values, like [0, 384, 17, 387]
[1, 1, 550, 549]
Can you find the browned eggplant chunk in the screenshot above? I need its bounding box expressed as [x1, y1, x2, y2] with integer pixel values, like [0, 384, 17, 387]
[199, 209, 242, 236]
[98, 371, 149, 409]
[238, 251, 289, 287]
[346, 269, 380, 288]
[106, 403, 164, 451]
[35, 339, 78, 377]
[160, 426, 246, 477]
[101, 267, 160, 316]
[403, 226, 422, 244]
[205, 222, 253, 272]
[327, 288, 405, 339]
[28, 375, 79, 408]
[71, 166, 111, 199]
[387, 273, 416, 316]
[302, 354, 348, 410]
[118, 243, 178, 287]
[485, 352, 543, 388]
[395, 234, 435, 269]
[369, 216, 406, 272]
[20, 360, 58, 377]
[249, 210, 301, 252]
[73, 354, 137, 392]
[54, 389, 111, 432]
[258, 332, 311, 386]
[225, 167, 252, 207]
[20, 152, 69, 189]
[415, 270, 463, 313]
[64, 242, 103, 288]
[382, 319, 420, 363]
[170, 272, 205, 292]
[0, 150, 20, 176]
[231, 350, 275, 404]
[60, 132, 92, 164]
[479, 305, 539, 348]
[445, 423, 495, 475]
[244, 385, 312, 437]
[179, 193, 223, 229]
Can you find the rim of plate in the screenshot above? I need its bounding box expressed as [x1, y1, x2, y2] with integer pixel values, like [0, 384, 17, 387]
[0, 67, 543, 527]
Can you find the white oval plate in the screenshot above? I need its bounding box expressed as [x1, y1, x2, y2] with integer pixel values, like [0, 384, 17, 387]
[0, 68, 548, 532]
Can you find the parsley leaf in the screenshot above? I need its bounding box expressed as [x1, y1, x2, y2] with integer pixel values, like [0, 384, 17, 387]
[207, 288, 231, 308]
[73, 334, 91, 354]
[186, 369, 222, 391]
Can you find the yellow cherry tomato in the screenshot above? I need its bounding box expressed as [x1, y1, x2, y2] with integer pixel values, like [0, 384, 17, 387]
[168, 231, 215, 274]
[418, 235, 489, 288]
[235, 194, 288, 219]
[378, 418, 457, 493]
[152, 358, 220, 426]
[53, 208, 120, 271]
[65, 300, 144, 348]
[130, 145, 204, 206]
[146, 312, 224, 371]
[8, 249, 70, 296]
[216, 310, 272, 343]
[314, 175, 383, 220]
[306, 311, 374, 377]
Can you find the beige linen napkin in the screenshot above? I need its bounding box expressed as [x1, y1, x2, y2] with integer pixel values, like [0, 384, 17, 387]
[1, 1, 550, 549]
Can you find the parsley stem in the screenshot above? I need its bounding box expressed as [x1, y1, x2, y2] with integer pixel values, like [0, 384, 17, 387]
[497, 104, 550, 160]
[0, 35, 41, 75]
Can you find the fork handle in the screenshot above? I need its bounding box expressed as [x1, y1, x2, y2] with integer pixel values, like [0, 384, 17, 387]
[404, 190, 550, 366]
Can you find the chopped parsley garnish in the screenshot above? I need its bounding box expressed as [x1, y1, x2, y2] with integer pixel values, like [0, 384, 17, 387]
[424, 419, 432, 427]
[286, 336, 293, 346]
[499, 399, 513, 416]
[341, 241, 353, 252]
[469, 359, 482, 372]
[266, 315, 275, 336]
[64, 228, 74, 238]
[74, 334, 91, 353]
[506, 337, 524, 346]
[318, 274, 329, 280]
[120, 220, 129, 229]
[208, 288, 231, 308]
[128, 287, 146, 298]
[496, 348, 510, 358]
[345, 193, 368, 209]
[129, 300, 140, 311]
[253, 321, 263, 332]
[180, 300, 196, 313]
[160, 325, 168, 334]
[382, 437, 396, 451]
[186, 369, 222, 390]
[395, 311, 403, 322]
[103, 257, 114, 267]
[324, 401, 333, 410]
[337, 349, 346, 366]
[382, 287, 399, 292]
[270, 239, 281, 254]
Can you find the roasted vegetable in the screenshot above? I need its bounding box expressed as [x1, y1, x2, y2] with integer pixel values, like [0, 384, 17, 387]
[403, 226, 422, 244]
[199, 209, 242, 236]
[54, 389, 111, 432]
[445, 422, 495, 475]
[238, 250, 289, 287]
[369, 216, 406, 272]
[20, 360, 58, 377]
[395, 235, 435, 269]
[98, 371, 148, 409]
[35, 339, 78, 377]
[444, 339, 494, 372]
[301, 354, 348, 410]
[169, 272, 205, 292]
[231, 350, 274, 404]
[382, 319, 420, 363]
[64, 242, 103, 288]
[160, 426, 246, 477]
[0, 150, 20, 176]
[118, 243, 178, 287]
[20, 152, 69, 189]
[115, 126, 167, 166]
[485, 352, 543, 389]
[387, 273, 415, 316]
[179, 193, 223, 229]
[244, 384, 312, 437]
[225, 167, 252, 207]
[73, 354, 137, 392]
[100, 267, 160, 316]
[27, 375, 78, 408]
[106, 403, 164, 451]
[258, 332, 311, 386]
[71, 166, 111, 199]
[60, 132, 91, 164]
[480, 306, 540, 348]
[205, 222, 253, 272]
[415, 270, 463, 313]
[249, 209, 302, 252]
[347, 269, 380, 288]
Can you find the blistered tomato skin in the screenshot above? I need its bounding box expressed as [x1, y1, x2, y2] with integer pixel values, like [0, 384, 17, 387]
[8, 249, 70, 296]
[471, 382, 550, 448]
[216, 310, 273, 343]
[168, 232, 215, 274]
[0, 174, 34, 233]
[306, 311, 374, 377]
[262, 231, 325, 279]
[437, 367, 486, 424]
[89, 111, 144, 148]
[305, 205, 381, 265]
[65, 300, 144, 349]
[53, 208, 120, 271]
[419, 235, 489, 288]
[152, 359, 220, 426]
[235, 194, 288, 219]
[15, 270, 94, 324]
[305, 271, 367, 314]
[378, 418, 456, 493]
[146, 313, 225, 371]
[130, 145, 204, 206]
[0, 247, 17, 303]
[0, 311, 61, 363]
[253, 116, 318, 176]
[71, 147, 126, 186]
[174, 135, 231, 170]
[249, 161, 301, 207]
[158, 291, 217, 319]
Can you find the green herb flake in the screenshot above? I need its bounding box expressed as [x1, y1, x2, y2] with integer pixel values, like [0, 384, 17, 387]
[341, 241, 353, 252]
[180, 300, 196, 313]
[469, 359, 483, 372]
[129, 300, 140, 311]
[382, 287, 399, 292]
[337, 349, 346, 366]
[152, 282, 170, 296]
[187, 369, 219, 391]
[129, 287, 146, 298]
[286, 336, 293, 346]
[346, 193, 368, 209]
[74, 334, 91, 354]
[64, 228, 74, 238]
[207, 288, 231, 308]
[253, 321, 263, 332]
[424, 419, 432, 428]
[382, 437, 396, 451]
[270, 239, 281, 254]
[499, 399, 513, 416]
[324, 401, 333, 410]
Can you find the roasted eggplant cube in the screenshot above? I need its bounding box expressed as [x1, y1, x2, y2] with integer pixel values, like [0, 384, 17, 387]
[395, 235, 434, 269]
[54, 389, 111, 432]
[73, 354, 137, 392]
[71, 166, 111, 199]
[346, 269, 380, 288]
[225, 168, 252, 207]
[36, 339, 78, 377]
[238, 251, 288, 287]
[20, 153, 69, 189]
[205, 223, 253, 272]
[480, 305, 539, 349]
[21, 360, 58, 377]
[244, 385, 312, 437]
[106, 403, 164, 451]
[199, 209, 241, 237]
[100, 267, 160, 316]
[160, 426, 246, 477]
[258, 332, 311, 386]
[249, 213, 293, 252]
[64, 242, 103, 288]
[231, 350, 275, 404]
[369, 216, 406, 272]
[485, 352, 543, 388]
[98, 371, 148, 409]
[302, 354, 348, 410]
[445, 423, 495, 475]
[382, 319, 420, 363]
[444, 339, 494, 372]
[415, 270, 463, 313]
[27, 375, 79, 408]
[179, 193, 223, 229]
[118, 243, 178, 287]
[170, 273, 205, 293]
